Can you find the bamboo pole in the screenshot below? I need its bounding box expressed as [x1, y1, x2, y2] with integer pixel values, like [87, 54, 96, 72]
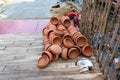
[97, 0, 112, 62]
[101, 20, 120, 72]
[101, 0, 119, 67]
[104, 36, 120, 80]
[111, 61, 120, 80]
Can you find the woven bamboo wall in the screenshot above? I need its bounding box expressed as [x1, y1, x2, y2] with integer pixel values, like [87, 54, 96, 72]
[80, 0, 120, 80]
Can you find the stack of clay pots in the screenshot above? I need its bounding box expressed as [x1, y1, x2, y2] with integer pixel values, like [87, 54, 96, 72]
[37, 16, 93, 68]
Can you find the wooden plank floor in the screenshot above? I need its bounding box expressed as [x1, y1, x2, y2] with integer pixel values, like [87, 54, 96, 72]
[0, 33, 103, 80]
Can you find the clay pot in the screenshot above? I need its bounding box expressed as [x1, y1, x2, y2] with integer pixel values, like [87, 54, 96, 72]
[37, 55, 49, 68]
[73, 45, 81, 53]
[63, 31, 72, 39]
[57, 25, 66, 31]
[82, 45, 93, 57]
[44, 42, 51, 50]
[61, 47, 68, 60]
[48, 44, 62, 55]
[52, 54, 59, 61]
[50, 16, 59, 25]
[69, 29, 78, 37]
[68, 47, 79, 59]
[63, 38, 74, 48]
[61, 16, 71, 27]
[42, 51, 53, 62]
[43, 36, 49, 44]
[49, 32, 62, 45]
[73, 33, 87, 47]
[67, 25, 76, 31]
[47, 24, 57, 30]
[43, 28, 48, 36]
[54, 30, 64, 37]
[46, 29, 54, 38]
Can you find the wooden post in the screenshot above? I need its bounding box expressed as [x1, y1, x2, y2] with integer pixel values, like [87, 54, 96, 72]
[97, 0, 112, 62]
[104, 36, 120, 80]
[111, 61, 120, 80]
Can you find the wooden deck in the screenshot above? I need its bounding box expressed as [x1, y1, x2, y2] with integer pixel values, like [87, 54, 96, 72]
[0, 33, 102, 80]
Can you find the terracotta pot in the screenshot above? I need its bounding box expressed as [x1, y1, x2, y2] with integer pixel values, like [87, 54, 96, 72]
[54, 30, 64, 37]
[48, 44, 62, 55]
[67, 25, 76, 31]
[45, 29, 54, 38]
[52, 54, 59, 61]
[63, 31, 72, 39]
[61, 47, 68, 60]
[37, 55, 49, 68]
[43, 28, 48, 36]
[61, 16, 71, 27]
[42, 51, 53, 62]
[73, 33, 87, 47]
[63, 38, 74, 48]
[73, 45, 81, 53]
[57, 24, 66, 31]
[82, 45, 93, 57]
[50, 16, 59, 25]
[43, 36, 49, 44]
[47, 24, 57, 30]
[68, 47, 79, 59]
[44, 42, 51, 50]
[69, 29, 78, 37]
[49, 32, 62, 45]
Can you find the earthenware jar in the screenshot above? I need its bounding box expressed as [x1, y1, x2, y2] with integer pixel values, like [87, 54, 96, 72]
[68, 47, 79, 59]
[61, 47, 68, 60]
[54, 30, 64, 37]
[73, 32, 87, 47]
[82, 45, 93, 57]
[44, 42, 51, 51]
[63, 30, 71, 39]
[57, 24, 66, 31]
[37, 55, 49, 68]
[49, 32, 62, 45]
[63, 38, 74, 48]
[61, 16, 71, 27]
[52, 54, 59, 61]
[42, 51, 53, 62]
[48, 44, 62, 55]
[47, 24, 57, 30]
[50, 16, 59, 25]
[69, 28, 78, 37]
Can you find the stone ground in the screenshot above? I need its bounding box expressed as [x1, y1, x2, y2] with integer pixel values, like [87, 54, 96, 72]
[0, 33, 103, 80]
[0, 0, 59, 19]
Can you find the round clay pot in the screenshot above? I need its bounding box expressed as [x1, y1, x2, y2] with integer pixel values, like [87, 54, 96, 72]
[68, 47, 79, 59]
[63, 31, 72, 39]
[69, 29, 78, 37]
[82, 45, 93, 57]
[61, 16, 71, 27]
[73, 45, 81, 53]
[43, 36, 49, 44]
[75, 36, 87, 47]
[46, 29, 54, 38]
[57, 24, 66, 31]
[54, 30, 64, 37]
[43, 28, 48, 36]
[44, 42, 51, 50]
[48, 44, 62, 55]
[67, 25, 76, 31]
[61, 47, 68, 60]
[49, 32, 62, 45]
[37, 55, 49, 68]
[73, 33, 87, 47]
[42, 51, 53, 62]
[63, 38, 74, 48]
[47, 24, 57, 30]
[52, 54, 59, 61]
[50, 16, 59, 25]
